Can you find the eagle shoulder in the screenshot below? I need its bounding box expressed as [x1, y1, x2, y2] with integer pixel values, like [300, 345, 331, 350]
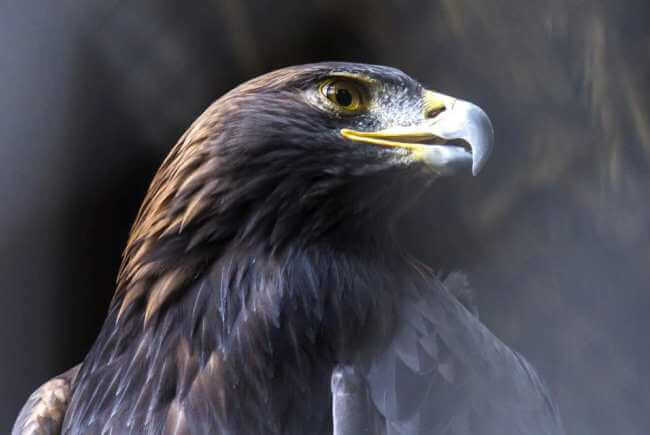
[12, 364, 81, 435]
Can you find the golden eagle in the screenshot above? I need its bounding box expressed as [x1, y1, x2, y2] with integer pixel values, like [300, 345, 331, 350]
[14, 62, 564, 435]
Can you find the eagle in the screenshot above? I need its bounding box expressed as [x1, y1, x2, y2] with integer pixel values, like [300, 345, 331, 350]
[14, 62, 564, 435]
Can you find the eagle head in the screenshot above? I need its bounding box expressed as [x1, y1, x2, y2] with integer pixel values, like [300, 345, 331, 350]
[115, 62, 493, 322]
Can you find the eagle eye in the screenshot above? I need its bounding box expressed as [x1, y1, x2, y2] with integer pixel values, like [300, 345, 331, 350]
[320, 79, 366, 113]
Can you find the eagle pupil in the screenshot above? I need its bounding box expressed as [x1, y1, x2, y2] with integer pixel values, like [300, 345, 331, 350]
[335, 88, 353, 107]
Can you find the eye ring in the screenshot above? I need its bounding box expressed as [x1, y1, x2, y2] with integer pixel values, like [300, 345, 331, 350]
[319, 79, 366, 113]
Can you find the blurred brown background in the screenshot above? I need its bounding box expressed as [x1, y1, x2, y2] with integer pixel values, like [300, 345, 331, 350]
[1, 1, 648, 433]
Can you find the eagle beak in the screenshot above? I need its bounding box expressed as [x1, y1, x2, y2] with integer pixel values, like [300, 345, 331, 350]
[340, 90, 494, 176]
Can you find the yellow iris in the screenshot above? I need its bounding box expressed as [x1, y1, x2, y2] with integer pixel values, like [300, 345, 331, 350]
[320, 79, 366, 112]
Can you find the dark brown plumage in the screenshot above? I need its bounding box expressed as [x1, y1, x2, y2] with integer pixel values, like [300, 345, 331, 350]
[56, 63, 425, 434]
[14, 62, 564, 435]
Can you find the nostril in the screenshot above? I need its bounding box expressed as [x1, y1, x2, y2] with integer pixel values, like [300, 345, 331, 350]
[424, 106, 445, 119]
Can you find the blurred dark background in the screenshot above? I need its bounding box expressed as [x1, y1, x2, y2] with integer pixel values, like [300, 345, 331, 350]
[1, 1, 649, 433]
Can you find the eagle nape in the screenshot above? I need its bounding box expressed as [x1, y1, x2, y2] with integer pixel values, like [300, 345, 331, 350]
[14, 62, 562, 435]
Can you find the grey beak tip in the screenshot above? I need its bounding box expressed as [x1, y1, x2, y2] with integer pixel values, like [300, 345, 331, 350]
[471, 140, 493, 175]
[468, 106, 494, 176]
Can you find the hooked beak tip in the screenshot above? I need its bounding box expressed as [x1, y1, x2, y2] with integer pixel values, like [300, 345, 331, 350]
[427, 96, 494, 176]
